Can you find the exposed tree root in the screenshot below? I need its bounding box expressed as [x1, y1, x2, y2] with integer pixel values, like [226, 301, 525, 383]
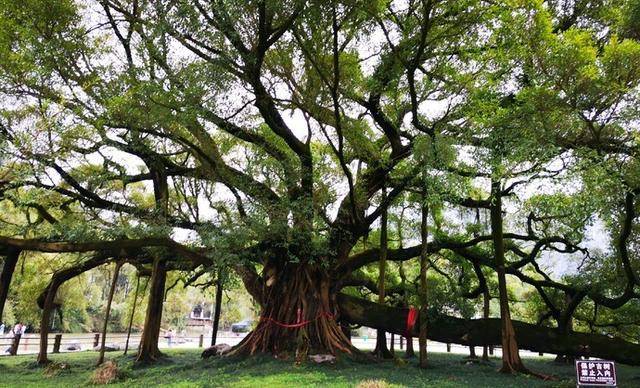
[132, 351, 168, 367]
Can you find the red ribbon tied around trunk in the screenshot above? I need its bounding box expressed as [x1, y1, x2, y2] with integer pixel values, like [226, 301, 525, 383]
[406, 306, 418, 336]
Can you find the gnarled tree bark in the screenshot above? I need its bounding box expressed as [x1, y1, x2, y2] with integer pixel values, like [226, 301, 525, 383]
[228, 262, 355, 361]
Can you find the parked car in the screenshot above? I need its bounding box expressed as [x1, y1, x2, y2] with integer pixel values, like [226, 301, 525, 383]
[231, 320, 253, 333]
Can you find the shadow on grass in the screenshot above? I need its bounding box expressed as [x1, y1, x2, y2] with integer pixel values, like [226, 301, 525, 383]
[192, 351, 573, 388]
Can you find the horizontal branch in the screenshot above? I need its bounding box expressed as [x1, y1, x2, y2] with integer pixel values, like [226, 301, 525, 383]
[0, 236, 211, 267]
[337, 293, 640, 366]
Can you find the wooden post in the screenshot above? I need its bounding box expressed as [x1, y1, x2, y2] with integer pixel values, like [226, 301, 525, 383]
[539, 352, 544, 356]
[400, 336, 404, 350]
[199, 334, 204, 348]
[446, 343, 451, 352]
[53, 334, 62, 353]
[489, 345, 494, 355]
[9, 333, 21, 355]
[94, 333, 100, 348]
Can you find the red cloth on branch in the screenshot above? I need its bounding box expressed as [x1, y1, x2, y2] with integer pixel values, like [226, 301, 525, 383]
[406, 307, 418, 336]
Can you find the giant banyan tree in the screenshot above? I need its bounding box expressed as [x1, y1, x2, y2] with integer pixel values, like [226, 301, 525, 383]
[1, 0, 640, 372]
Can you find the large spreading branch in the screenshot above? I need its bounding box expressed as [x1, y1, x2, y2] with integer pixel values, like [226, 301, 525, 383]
[0, 236, 211, 267]
[338, 293, 640, 366]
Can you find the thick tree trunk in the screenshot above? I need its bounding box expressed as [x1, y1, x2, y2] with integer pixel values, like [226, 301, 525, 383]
[490, 181, 528, 374]
[228, 263, 354, 362]
[124, 274, 141, 355]
[97, 262, 122, 365]
[37, 280, 60, 364]
[373, 329, 392, 359]
[372, 186, 392, 359]
[0, 250, 20, 322]
[337, 293, 640, 366]
[475, 207, 491, 362]
[418, 198, 429, 368]
[55, 306, 64, 331]
[405, 335, 415, 358]
[397, 215, 415, 359]
[211, 274, 223, 346]
[135, 156, 169, 363]
[136, 258, 167, 363]
[482, 288, 490, 361]
[496, 266, 526, 372]
[554, 293, 577, 364]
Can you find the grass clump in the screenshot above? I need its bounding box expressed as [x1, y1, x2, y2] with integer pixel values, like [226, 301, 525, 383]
[90, 360, 121, 385]
[43, 362, 71, 378]
[356, 379, 392, 388]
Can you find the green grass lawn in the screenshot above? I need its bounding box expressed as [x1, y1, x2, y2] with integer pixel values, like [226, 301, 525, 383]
[1, 349, 639, 387]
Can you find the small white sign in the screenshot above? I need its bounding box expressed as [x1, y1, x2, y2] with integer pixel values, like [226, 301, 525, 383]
[575, 360, 616, 386]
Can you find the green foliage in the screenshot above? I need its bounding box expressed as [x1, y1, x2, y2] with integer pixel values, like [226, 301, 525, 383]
[621, 0, 640, 40]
